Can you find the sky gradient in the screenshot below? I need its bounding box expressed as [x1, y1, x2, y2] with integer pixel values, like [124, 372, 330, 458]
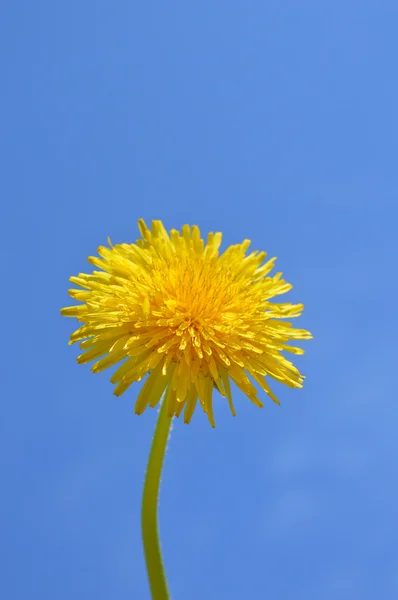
[2, 1, 398, 598]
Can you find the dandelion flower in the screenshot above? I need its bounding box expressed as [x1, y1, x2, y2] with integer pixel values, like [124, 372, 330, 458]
[61, 219, 312, 427]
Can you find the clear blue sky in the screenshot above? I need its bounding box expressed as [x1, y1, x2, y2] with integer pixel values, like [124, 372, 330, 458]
[2, 1, 398, 598]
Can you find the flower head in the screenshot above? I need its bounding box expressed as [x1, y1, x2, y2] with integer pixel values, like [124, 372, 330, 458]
[61, 219, 312, 426]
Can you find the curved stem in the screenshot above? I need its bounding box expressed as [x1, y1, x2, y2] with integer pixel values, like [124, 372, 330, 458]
[141, 390, 172, 600]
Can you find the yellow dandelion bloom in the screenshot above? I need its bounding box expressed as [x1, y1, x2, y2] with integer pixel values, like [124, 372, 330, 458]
[61, 219, 312, 427]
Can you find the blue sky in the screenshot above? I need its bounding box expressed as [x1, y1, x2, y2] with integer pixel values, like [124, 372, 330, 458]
[2, 1, 398, 598]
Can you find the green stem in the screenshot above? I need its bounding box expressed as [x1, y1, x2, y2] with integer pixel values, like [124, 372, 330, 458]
[141, 389, 172, 600]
